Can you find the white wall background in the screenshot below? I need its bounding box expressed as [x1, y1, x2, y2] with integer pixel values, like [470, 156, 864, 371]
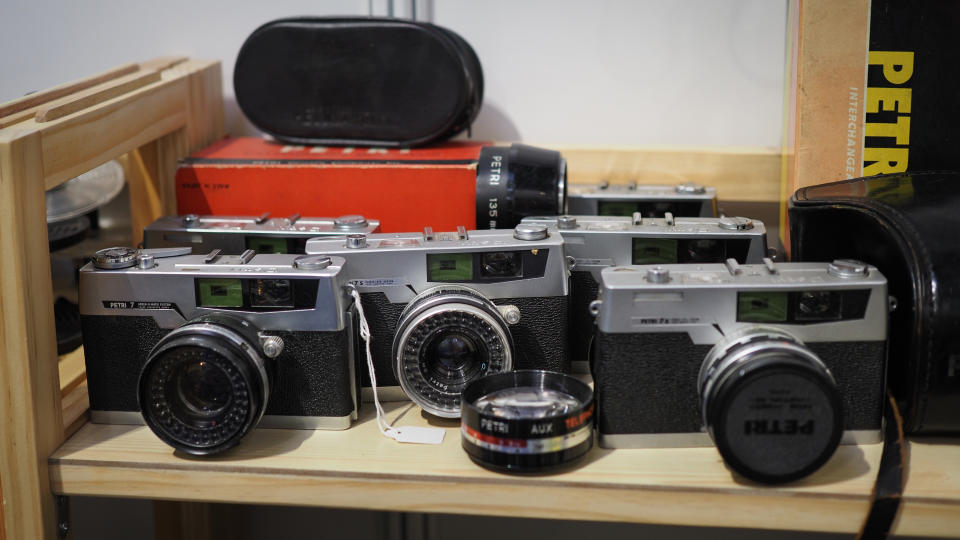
[1, 0, 787, 148]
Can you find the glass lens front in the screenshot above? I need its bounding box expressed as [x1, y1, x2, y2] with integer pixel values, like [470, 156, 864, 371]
[475, 387, 581, 420]
[422, 330, 486, 389]
[169, 358, 233, 429]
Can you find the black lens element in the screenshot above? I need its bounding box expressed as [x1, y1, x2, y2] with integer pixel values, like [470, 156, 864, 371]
[475, 144, 566, 230]
[172, 360, 233, 427]
[422, 331, 486, 388]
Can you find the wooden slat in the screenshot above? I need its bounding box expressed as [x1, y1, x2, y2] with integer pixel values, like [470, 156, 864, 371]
[0, 63, 138, 120]
[0, 131, 62, 540]
[58, 347, 86, 397]
[61, 382, 89, 440]
[557, 146, 782, 202]
[36, 70, 161, 122]
[140, 56, 189, 72]
[48, 402, 960, 537]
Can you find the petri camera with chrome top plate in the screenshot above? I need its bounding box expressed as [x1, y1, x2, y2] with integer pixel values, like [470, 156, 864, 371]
[591, 259, 888, 483]
[522, 213, 768, 370]
[304, 224, 570, 418]
[143, 213, 380, 254]
[566, 181, 718, 217]
[79, 246, 359, 455]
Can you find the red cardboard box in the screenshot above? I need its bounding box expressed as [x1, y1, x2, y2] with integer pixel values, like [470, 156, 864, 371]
[176, 137, 492, 233]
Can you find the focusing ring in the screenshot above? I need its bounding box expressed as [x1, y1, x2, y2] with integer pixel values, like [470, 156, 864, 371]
[138, 315, 270, 455]
[393, 286, 514, 417]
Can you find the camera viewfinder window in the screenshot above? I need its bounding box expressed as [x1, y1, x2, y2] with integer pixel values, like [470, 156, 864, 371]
[598, 201, 639, 216]
[480, 251, 522, 279]
[198, 278, 244, 307]
[246, 236, 288, 254]
[428, 253, 473, 281]
[632, 238, 678, 264]
[738, 291, 788, 323]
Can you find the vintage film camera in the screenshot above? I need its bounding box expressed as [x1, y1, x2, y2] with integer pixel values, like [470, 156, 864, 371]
[304, 224, 569, 417]
[566, 181, 718, 217]
[521, 214, 767, 369]
[79, 246, 359, 455]
[143, 213, 380, 254]
[591, 259, 888, 483]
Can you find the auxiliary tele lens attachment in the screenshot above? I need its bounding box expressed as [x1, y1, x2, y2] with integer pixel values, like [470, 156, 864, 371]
[699, 327, 843, 484]
[392, 285, 514, 418]
[476, 144, 567, 230]
[138, 315, 272, 455]
[461, 370, 594, 472]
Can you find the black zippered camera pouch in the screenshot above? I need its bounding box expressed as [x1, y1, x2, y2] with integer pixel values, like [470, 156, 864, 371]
[234, 17, 483, 147]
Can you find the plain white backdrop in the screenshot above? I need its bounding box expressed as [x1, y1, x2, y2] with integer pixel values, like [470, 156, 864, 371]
[0, 0, 787, 147]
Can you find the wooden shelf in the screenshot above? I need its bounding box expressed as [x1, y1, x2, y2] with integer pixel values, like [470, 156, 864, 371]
[50, 401, 960, 537]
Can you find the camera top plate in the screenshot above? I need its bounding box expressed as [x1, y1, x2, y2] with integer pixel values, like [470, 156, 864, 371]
[594, 261, 888, 343]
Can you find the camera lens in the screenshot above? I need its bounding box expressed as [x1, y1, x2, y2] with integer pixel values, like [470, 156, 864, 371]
[699, 328, 842, 484]
[423, 331, 485, 386]
[475, 144, 566, 230]
[172, 359, 233, 427]
[393, 285, 514, 417]
[139, 315, 270, 455]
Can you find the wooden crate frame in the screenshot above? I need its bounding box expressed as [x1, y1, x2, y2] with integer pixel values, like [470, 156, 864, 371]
[0, 57, 223, 540]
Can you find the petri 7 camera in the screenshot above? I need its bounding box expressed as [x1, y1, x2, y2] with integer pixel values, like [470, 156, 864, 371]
[591, 259, 888, 483]
[305, 224, 569, 417]
[566, 181, 718, 217]
[79, 247, 358, 455]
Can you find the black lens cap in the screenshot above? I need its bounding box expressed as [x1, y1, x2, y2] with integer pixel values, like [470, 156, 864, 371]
[706, 361, 843, 484]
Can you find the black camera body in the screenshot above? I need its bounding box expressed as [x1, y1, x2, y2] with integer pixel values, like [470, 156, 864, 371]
[592, 261, 888, 483]
[305, 225, 569, 417]
[79, 247, 358, 455]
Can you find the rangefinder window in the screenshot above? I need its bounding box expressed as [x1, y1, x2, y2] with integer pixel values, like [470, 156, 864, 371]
[246, 236, 288, 254]
[480, 251, 522, 278]
[198, 278, 244, 307]
[249, 279, 294, 308]
[632, 238, 678, 264]
[428, 253, 473, 281]
[738, 291, 788, 323]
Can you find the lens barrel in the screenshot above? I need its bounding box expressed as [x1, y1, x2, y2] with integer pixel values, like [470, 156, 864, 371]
[393, 285, 514, 417]
[461, 370, 594, 472]
[138, 315, 270, 455]
[699, 328, 843, 484]
[475, 144, 566, 230]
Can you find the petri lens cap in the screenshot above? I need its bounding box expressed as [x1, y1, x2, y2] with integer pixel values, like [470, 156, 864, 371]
[461, 370, 593, 472]
[475, 144, 566, 230]
[706, 359, 843, 484]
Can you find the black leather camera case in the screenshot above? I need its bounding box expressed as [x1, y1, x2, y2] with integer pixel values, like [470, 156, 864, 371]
[789, 172, 960, 434]
[234, 17, 483, 147]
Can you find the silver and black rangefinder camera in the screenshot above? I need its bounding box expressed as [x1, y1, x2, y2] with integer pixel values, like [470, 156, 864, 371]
[566, 181, 718, 217]
[592, 259, 888, 484]
[521, 214, 767, 369]
[79, 246, 359, 456]
[305, 224, 569, 418]
[143, 213, 380, 254]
